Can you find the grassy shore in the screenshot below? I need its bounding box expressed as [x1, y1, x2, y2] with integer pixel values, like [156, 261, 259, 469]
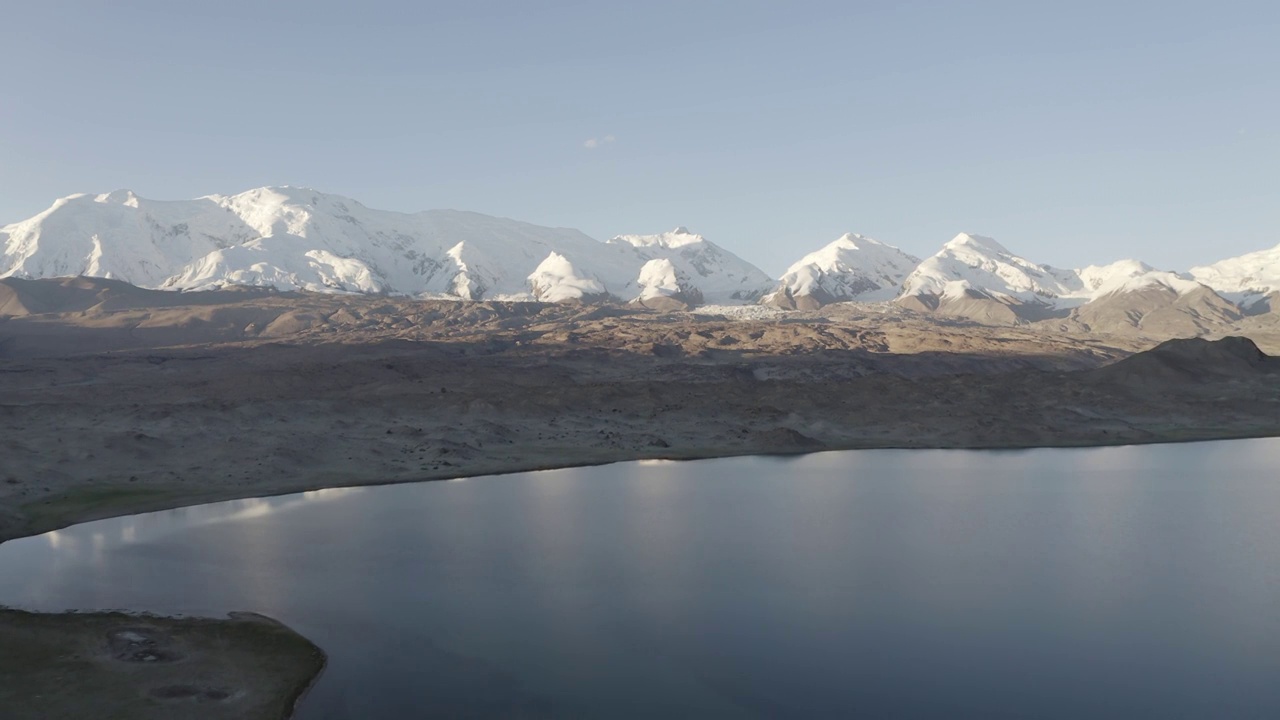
[0, 609, 325, 720]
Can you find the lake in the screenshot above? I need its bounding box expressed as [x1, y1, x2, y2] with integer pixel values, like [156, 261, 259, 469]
[3, 440, 1280, 718]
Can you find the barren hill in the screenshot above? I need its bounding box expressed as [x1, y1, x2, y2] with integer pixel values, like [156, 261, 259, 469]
[2, 279, 1279, 544]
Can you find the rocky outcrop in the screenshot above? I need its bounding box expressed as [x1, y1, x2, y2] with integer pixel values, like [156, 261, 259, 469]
[1088, 336, 1278, 388]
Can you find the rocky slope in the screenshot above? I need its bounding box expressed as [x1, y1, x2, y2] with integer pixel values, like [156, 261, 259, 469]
[2, 279, 1278, 547]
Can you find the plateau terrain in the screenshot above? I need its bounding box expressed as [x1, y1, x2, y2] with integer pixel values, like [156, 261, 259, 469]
[3, 188, 1280, 720]
[2, 275, 1279, 544]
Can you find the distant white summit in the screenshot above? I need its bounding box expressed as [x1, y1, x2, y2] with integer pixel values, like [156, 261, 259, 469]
[899, 233, 1080, 304]
[1190, 244, 1280, 310]
[760, 230, 1222, 320]
[0, 187, 771, 306]
[632, 258, 704, 311]
[747, 225, 1259, 326]
[605, 227, 773, 302]
[762, 233, 919, 310]
[527, 252, 607, 303]
[4, 186, 1278, 325]
[891, 232, 1224, 324]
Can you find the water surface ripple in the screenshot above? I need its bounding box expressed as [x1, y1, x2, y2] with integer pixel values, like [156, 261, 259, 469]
[3, 440, 1280, 718]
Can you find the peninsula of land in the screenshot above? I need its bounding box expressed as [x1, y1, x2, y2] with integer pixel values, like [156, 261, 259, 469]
[0, 608, 324, 720]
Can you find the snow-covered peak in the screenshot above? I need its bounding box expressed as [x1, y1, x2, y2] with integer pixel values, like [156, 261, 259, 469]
[1, 190, 258, 287]
[897, 235, 1216, 312]
[609, 227, 705, 249]
[1077, 259, 1155, 292]
[835, 232, 877, 246]
[94, 189, 141, 207]
[527, 252, 606, 302]
[1, 187, 776, 304]
[1077, 259, 1204, 298]
[196, 186, 379, 240]
[900, 233, 1080, 305]
[204, 185, 358, 207]
[942, 232, 1011, 254]
[637, 258, 680, 297]
[636, 258, 699, 299]
[630, 257, 705, 310]
[1109, 272, 1205, 297]
[164, 234, 387, 294]
[762, 232, 920, 308]
[1190, 242, 1280, 304]
[605, 228, 772, 302]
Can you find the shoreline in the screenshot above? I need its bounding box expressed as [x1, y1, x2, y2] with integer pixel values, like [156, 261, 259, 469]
[2, 293, 1278, 719]
[8, 425, 1280, 548]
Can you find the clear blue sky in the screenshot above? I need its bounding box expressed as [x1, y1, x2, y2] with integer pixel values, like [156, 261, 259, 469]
[2, 0, 1277, 275]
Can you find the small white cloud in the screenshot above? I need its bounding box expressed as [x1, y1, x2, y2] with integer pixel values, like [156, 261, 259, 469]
[583, 135, 617, 150]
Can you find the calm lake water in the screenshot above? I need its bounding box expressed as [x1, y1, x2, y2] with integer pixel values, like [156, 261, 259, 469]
[3, 441, 1280, 718]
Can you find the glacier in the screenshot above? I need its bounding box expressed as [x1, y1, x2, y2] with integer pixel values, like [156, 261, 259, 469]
[4, 185, 1278, 320]
[0, 187, 771, 306]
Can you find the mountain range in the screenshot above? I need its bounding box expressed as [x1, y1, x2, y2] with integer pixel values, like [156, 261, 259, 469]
[0, 188, 771, 308]
[3, 186, 1277, 332]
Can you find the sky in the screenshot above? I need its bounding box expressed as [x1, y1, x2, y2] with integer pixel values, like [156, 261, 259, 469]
[2, 0, 1277, 276]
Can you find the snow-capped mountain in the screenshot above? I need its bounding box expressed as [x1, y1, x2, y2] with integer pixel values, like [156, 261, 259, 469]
[1190, 243, 1280, 309]
[898, 233, 1083, 306]
[761, 233, 919, 310]
[5, 185, 1277, 332]
[753, 230, 1221, 319]
[631, 258, 704, 311]
[0, 187, 770, 306]
[1077, 260, 1206, 299]
[527, 253, 607, 302]
[890, 233, 1225, 325]
[606, 227, 772, 303]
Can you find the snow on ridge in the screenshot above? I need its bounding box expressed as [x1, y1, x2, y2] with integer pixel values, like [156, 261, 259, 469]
[163, 234, 388, 294]
[1190, 242, 1280, 302]
[94, 189, 141, 207]
[636, 258, 686, 299]
[606, 228, 773, 302]
[942, 232, 1012, 254]
[939, 280, 983, 302]
[896, 235, 1212, 310]
[1077, 259, 1155, 293]
[1078, 259, 1206, 299]
[527, 252, 605, 302]
[4, 185, 1276, 315]
[1, 190, 260, 288]
[635, 258, 703, 307]
[898, 232, 1080, 305]
[609, 227, 705, 250]
[0, 187, 770, 306]
[763, 232, 920, 307]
